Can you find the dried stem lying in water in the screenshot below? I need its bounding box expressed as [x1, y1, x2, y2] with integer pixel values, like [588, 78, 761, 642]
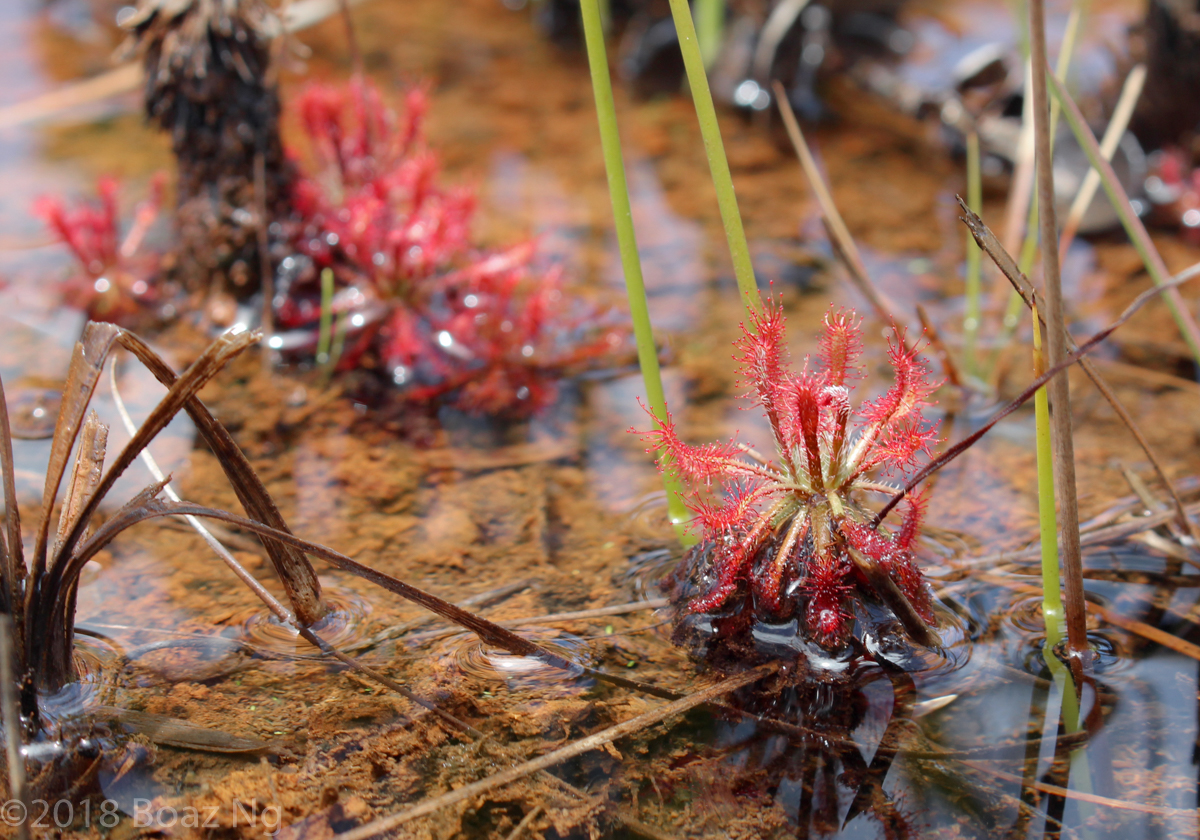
[106, 363, 477, 736]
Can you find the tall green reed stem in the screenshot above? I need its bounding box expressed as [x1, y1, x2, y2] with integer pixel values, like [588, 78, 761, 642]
[666, 0, 761, 315]
[317, 267, 335, 365]
[695, 0, 725, 68]
[1029, 0, 1089, 666]
[1031, 306, 1063, 639]
[579, 0, 692, 539]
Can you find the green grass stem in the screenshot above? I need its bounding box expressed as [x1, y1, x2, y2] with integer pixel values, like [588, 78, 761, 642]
[317, 267, 334, 365]
[1059, 64, 1145, 253]
[1048, 68, 1200, 371]
[695, 0, 725, 69]
[580, 0, 692, 539]
[1031, 306, 1063, 640]
[667, 0, 760, 315]
[964, 131, 983, 377]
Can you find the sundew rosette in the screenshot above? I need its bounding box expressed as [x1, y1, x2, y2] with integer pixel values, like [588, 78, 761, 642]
[636, 297, 942, 658]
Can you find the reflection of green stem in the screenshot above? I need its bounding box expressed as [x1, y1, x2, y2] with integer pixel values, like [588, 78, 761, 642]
[1044, 646, 1096, 833]
[964, 132, 983, 377]
[318, 267, 334, 365]
[580, 0, 693, 542]
[695, 0, 725, 69]
[666, 0, 760, 315]
[1035, 284, 1095, 838]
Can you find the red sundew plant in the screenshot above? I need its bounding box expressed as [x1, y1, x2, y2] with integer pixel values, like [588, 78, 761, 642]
[34, 175, 164, 323]
[640, 298, 941, 651]
[1147, 148, 1200, 245]
[283, 77, 621, 416]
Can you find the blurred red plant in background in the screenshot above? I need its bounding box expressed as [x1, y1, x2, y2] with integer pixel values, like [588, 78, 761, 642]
[34, 174, 165, 323]
[35, 77, 621, 419]
[283, 77, 622, 416]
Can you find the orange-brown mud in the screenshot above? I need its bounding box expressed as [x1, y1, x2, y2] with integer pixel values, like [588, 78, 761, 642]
[1, 0, 1200, 838]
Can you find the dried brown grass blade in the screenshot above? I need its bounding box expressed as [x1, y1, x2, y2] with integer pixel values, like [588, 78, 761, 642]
[116, 330, 326, 626]
[0, 616, 28, 840]
[772, 80, 903, 324]
[330, 664, 776, 840]
[0, 0, 368, 130]
[1090, 603, 1200, 662]
[105, 367, 473, 735]
[48, 329, 260, 579]
[0, 374, 23, 637]
[64, 498, 681, 699]
[1058, 64, 1146, 254]
[1046, 67, 1200, 364]
[54, 411, 107, 557]
[960, 760, 1196, 817]
[916, 303, 964, 388]
[0, 63, 142, 131]
[32, 328, 266, 688]
[959, 199, 1200, 545]
[27, 322, 120, 608]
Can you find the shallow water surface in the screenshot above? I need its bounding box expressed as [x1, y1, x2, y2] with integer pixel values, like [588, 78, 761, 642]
[1, 0, 1200, 837]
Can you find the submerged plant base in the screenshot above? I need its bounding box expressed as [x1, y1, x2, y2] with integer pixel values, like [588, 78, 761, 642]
[663, 540, 930, 674]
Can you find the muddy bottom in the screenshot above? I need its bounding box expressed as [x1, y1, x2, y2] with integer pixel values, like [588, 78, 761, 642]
[2, 0, 1200, 837]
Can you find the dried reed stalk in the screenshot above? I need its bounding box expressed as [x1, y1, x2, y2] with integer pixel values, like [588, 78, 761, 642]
[772, 81, 903, 324]
[960, 201, 1200, 545]
[1047, 68, 1200, 369]
[0, 617, 28, 840]
[875, 267, 1200, 525]
[1029, 0, 1089, 665]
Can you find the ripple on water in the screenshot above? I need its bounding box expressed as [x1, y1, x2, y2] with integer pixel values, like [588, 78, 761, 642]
[435, 627, 595, 692]
[233, 588, 371, 656]
[39, 635, 119, 724]
[863, 601, 974, 680]
[1002, 591, 1134, 677]
[620, 547, 680, 601]
[8, 387, 62, 439]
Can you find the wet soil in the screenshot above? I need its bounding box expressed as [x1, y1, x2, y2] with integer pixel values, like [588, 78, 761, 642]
[2, 0, 1200, 838]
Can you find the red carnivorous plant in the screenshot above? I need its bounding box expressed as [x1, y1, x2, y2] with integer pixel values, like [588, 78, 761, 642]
[283, 77, 622, 416]
[639, 297, 941, 656]
[34, 175, 165, 323]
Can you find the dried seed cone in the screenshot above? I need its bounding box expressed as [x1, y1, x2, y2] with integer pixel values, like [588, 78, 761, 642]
[122, 0, 294, 298]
